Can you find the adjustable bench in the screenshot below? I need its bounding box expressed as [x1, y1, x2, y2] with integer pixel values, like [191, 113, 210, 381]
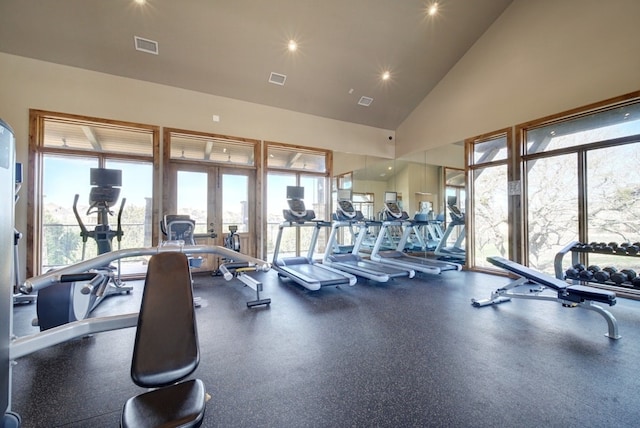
[472, 256, 620, 339]
[121, 251, 206, 427]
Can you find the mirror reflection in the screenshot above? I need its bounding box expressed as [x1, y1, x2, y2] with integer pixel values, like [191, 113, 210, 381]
[332, 143, 465, 260]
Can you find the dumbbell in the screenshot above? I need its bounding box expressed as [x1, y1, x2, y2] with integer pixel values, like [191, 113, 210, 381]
[611, 271, 629, 285]
[594, 270, 610, 282]
[620, 269, 637, 281]
[632, 277, 640, 289]
[627, 245, 639, 255]
[579, 265, 600, 281]
[565, 263, 585, 279]
[600, 243, 614, 253]
[594, 266, 616, 282]
[608, 242, 619, 251]
[572, 243, 587, 252]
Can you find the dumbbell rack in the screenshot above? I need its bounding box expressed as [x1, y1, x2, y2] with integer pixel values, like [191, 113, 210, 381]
[555, 240, 640, 299]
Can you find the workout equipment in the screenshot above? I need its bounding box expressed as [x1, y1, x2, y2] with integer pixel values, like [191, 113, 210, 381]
[555, 241, 640, 296]
[224, 225, 241, 252]
[323, 199, 415, 282]
[12, 163, 35, 305]
[160, 214, 204, 268]
[73, 168, 126, 258]
[433, 201, 466, 261]
[370, 201, 462, 275]
[1, 118, 20, 427]
[34, 169, 132, 331]
[217, 225, 270, 307]
[12, 244, 270, 360]
[272, 186, 356, 291]
[121, 252, 205, 427]
[472, 256, 620, 339]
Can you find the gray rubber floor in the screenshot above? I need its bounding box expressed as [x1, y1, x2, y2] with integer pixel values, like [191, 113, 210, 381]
[9, 267, 640, 427]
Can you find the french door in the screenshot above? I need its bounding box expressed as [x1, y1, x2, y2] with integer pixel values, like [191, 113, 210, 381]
[165, 163, 255, 271]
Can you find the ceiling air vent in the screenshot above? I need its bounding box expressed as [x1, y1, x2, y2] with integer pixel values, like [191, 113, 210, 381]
[269, 72, 287, 86]
[134, 36, 159, 55]
[358, 96, 373, 107]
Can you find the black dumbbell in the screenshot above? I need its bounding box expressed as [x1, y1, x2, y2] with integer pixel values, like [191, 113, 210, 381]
[627, 245, 639, 255]
[620, 269, 637, 281]
[594, 270, 610, 282]
[600, 243, 614, 253]
[611, 272, 628, 285]
[574, 263, 586, 272]
[595, 266, 616, 282]
[578, 265, 599, 281]
[632, 277, 640, 289]
[565, 268, 580, 279]
[608, 242, 619, 251]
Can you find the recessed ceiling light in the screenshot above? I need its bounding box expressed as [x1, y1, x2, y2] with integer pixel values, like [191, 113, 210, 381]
[382, 71, 390, 81]
[288, 40, 298, 52]
[134, 0, 146, 4]
[427, 2, 438, 16]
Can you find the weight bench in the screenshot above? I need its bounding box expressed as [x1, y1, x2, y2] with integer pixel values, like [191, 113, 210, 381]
[121, 252, 206, 427]
[472, 256, 620, 339]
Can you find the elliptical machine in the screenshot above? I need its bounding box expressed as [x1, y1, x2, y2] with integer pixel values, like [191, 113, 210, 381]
[34, 168, 131, 331]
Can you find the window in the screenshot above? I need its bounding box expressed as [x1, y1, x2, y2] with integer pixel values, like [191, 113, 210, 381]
[521, 96, 640, 275]
[28, 110, 159, 277]
[466, 131, 511, 270]
[265, 142, 332, 259]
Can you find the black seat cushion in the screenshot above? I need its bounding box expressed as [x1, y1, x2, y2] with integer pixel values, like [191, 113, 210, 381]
[121, 378, 205, 428]
[131, 252, 199, 387]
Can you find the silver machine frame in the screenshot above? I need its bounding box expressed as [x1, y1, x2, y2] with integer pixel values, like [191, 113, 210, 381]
[4, 243, 270, 423]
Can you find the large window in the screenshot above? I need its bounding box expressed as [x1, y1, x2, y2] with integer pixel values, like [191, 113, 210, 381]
[28, 110, 158, 277]
[265, 143, 331, 260]
[466, 131, 511, 270]
[521, 97, 640, 274]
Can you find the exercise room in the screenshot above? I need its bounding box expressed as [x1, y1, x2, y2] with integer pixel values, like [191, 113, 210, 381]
[1, 1, 640, 427]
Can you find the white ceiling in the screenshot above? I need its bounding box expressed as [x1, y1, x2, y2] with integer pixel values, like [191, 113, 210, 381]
[0, 0, 513, 130]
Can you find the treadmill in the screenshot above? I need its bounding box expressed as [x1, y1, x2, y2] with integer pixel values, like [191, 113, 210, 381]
[434, 203, 466, 261]
[323, 199, 415, 282]
[272, 187, 356, 291]
[370, 201, 462, 274]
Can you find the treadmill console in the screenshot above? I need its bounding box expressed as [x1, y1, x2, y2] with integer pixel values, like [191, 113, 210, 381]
[334, 200, 364, 222]
[448, 204, 465, 223]
[283, 186, 316, 222]
[287, 199, 308, 218]
[384, 202, 409, 221]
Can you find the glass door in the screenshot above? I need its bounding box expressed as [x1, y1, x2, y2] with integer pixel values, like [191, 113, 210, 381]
[169, 164, 254, 271]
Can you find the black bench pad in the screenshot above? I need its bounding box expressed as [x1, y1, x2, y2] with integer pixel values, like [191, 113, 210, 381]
[565, 285, 616, 306]
[487, 256, 616, 306]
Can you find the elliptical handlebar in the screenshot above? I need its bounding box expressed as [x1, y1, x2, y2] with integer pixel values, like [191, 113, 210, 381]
[116, 197, 126, 242]
[72, 194, 89, 241]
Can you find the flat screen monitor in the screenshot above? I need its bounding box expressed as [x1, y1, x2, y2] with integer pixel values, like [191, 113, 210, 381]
[286, 186, 304, 200]
[90, 168, 122, 187]
[447, 195, 457, 207]
[384, 191, 397, 202]
[337, 188, 352, 201]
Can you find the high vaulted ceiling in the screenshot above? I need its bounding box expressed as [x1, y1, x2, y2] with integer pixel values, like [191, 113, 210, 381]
[0, 0, 512, 130]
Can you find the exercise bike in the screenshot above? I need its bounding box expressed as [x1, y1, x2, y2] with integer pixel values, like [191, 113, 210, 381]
[34, 168, 132, 331]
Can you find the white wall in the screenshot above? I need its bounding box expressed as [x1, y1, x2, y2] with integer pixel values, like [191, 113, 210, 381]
[396, 0, 640, 158]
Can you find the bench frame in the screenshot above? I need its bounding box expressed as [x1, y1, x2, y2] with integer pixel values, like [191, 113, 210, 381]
[472, 257, 621, 340]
